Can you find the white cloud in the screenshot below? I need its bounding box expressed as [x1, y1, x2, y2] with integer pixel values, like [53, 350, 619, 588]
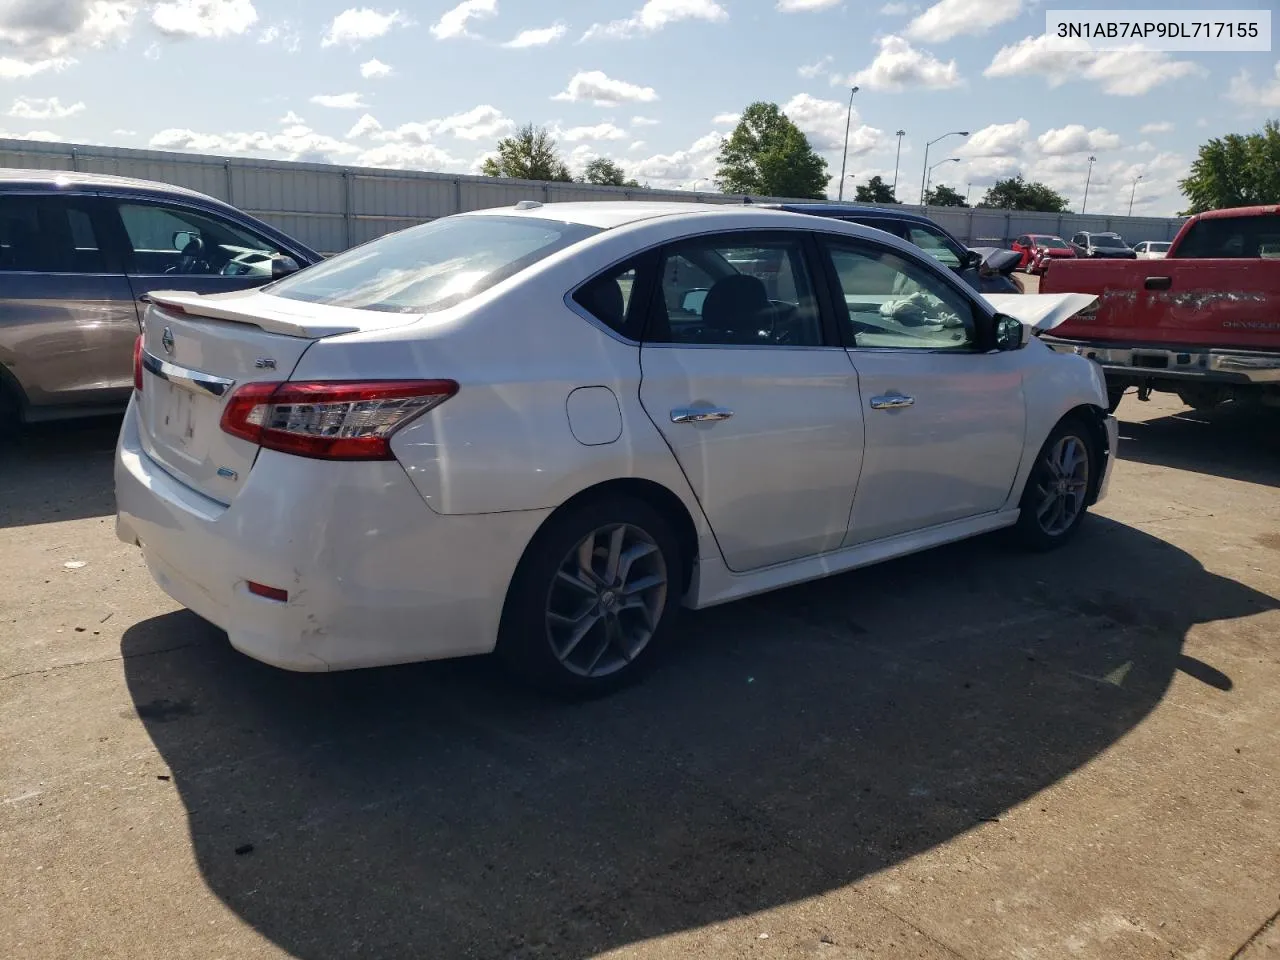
[711, 111, 740, 125]
[0, 0, 132, 82]
[1131, 141, 1156, 153]
[1226, 62, 1280, 109]
[582, 0, 727, 41]
[360, 57, 392, 77]
[631, 129, 723, 185]
[631, 115, 659, 126]
[310, 92, 367, 109]
[556, 123, 628, 142]
[906, 0, 1020, 43]
[356, 142, 460, 170]
[848, 35, 961, 90]
[798, 54, 832, 79]
[782, 93, 882, 154]
[0, 56, 74, 79]
[552, 70, 658, 105]
[629, 139, 646, 150]
[8, 96, 85, 120]
[279, 110, 305, 125]
[1140, 121, 1174, 135]
[430, 0, 495, 40]
[502, 24, 566, 47]
[113, 128, 136, 135]
[1036, 124, 1121, 156]
[149, 126, 361, 163]
[777, 0, 840, 11]
[985, 34, 1203, 96]
[431, 104, 513, 140]
[0, 127, 63, 141]
[151, 0, 258, 38]
[958, 119, 1029, 158]
[347, 113, 382, 138]
[258, 22, 300, 51]
[880, 1, 911, 13]
[321, 7, 408, 47]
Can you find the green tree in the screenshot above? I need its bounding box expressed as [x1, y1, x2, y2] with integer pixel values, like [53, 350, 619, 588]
[853, 175, 900, 204]
[578, 157, 640, 187]
[977, 175, 1069, 212]
[715, 102, 829, 199]
[481, 124, 572, 182]
[1179, 121, 1280, 214]
[923, 183, 968, 207]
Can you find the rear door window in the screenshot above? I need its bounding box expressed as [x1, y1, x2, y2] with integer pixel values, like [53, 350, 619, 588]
[268, 215, 600, 313]
[0, 194, 108, 274]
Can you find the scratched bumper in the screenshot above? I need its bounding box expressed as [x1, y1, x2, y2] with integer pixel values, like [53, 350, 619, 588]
[1042, 338, 1280, 385]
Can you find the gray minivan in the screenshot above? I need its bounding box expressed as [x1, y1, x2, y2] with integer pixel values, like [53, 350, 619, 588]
[0, 170, 320, 431]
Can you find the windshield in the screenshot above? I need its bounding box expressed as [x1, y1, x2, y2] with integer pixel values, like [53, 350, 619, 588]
[1039, 237, 1070, 249]
[1091, 234, 1126, 248]
[266, 215, 600, 313]
[1148, 242, 1171, 251]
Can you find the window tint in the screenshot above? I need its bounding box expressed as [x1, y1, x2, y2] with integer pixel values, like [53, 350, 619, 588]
[1091, 234, 1125, 248]
[117, 202, 286, 277]
[1042, 237, 1071, 249]
[905, 225, 962, 269]
[269, 215, 598, 313]
[0, 195, 106, 274]
[1176, 216, 1280, 259]
[823, 238, 976, 351]
[573, 261, 640, 335]
[648, 233, 823, 346]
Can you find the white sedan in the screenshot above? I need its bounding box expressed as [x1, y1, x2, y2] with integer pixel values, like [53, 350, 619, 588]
[1133, 240, 1171, 259]
[116, 202, 1117, 694]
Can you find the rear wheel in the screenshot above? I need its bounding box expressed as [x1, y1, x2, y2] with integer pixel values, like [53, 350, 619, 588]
[1015, 418, 1095, 551]
[497, 496, 684, 697]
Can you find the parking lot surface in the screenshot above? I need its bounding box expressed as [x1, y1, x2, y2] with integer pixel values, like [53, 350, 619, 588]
[2, 393, 1278, 960]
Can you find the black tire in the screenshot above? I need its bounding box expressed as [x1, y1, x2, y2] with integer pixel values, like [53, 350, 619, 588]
[1015, 416, 1097, 552]
[496, 496, 685, 697]
[0, 381, 20, 440]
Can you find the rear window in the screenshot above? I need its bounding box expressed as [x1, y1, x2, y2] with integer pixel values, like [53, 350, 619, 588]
[1148, 242, 1171, 252]
[1176, 215, 1280, 259]
[1091, 234, 1126, 248]
[266, 215, 600, 313]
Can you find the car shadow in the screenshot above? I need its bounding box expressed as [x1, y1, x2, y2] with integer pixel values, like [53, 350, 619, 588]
[120, 517, 1276, 959]
[1117, 401, 1279, 487]
[0, 416, 121, 528]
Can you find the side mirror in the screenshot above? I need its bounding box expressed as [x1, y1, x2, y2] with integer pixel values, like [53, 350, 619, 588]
[962, 249, 985, 270]
[994, 313, 1029, 351]
[271, 254, 301, 279]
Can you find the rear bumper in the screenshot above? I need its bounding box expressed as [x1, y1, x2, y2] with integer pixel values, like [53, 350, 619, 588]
[1041, 338, 1280, 385]
[115, 396, 550, 671]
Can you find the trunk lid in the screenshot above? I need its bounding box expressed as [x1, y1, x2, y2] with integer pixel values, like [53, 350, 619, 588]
[136, 289, 420, 504]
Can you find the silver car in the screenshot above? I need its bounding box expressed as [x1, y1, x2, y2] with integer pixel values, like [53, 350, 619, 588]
[0, 170, 319, 431]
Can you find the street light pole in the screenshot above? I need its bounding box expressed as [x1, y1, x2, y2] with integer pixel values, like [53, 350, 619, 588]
[1128, 173, 1144, 216]
[924, 157, 960, 204]
[1081, 155, 1096, 214]
[837, 85, 860, 201]
[891, 129, 906, 199]
[920, 130, 968, 206]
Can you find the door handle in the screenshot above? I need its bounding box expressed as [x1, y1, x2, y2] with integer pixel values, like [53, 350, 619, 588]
[1144, 276, 1172, 291]
[869, 395, 915, 410]
[670, 406, 734, 424]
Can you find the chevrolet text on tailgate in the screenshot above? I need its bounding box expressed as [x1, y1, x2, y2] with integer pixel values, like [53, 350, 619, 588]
[1040, 205, 1280, 412]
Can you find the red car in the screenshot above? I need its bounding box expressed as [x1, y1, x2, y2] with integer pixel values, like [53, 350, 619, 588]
[1011, 234, 1076, 274]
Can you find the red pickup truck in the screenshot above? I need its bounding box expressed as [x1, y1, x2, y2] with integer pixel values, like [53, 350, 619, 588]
[1040, 205, 1280, 412]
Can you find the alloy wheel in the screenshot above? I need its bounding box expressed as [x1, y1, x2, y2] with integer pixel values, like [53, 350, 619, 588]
[544, 523, 668, 678]
[1034, 435, 1090, 536]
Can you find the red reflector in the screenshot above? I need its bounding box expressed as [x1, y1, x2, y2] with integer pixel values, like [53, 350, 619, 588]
[133, 334, 144, 392]
[219, 379, 458, 461]
[246, 581, 288, 602]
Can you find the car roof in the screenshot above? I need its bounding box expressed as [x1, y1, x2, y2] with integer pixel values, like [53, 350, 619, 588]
[1190, 204, 1280, 221]
[462, 200, 812, 230]
[0, 167, 221, 204]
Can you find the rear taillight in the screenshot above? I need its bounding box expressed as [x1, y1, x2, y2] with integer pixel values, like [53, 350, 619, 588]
[219, 380, 457, 460]
[133, 335, 144, 392]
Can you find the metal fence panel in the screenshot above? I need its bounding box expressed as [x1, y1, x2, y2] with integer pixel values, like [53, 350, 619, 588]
[1, 137, 1187, 254]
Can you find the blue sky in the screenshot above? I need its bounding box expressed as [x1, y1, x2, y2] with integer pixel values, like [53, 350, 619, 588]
[0, 0, 1277, 215]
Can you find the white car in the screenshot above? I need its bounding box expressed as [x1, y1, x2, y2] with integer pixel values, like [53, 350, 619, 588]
[116, 202, 1117, 694]
[1132, 240, 1171, 260]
